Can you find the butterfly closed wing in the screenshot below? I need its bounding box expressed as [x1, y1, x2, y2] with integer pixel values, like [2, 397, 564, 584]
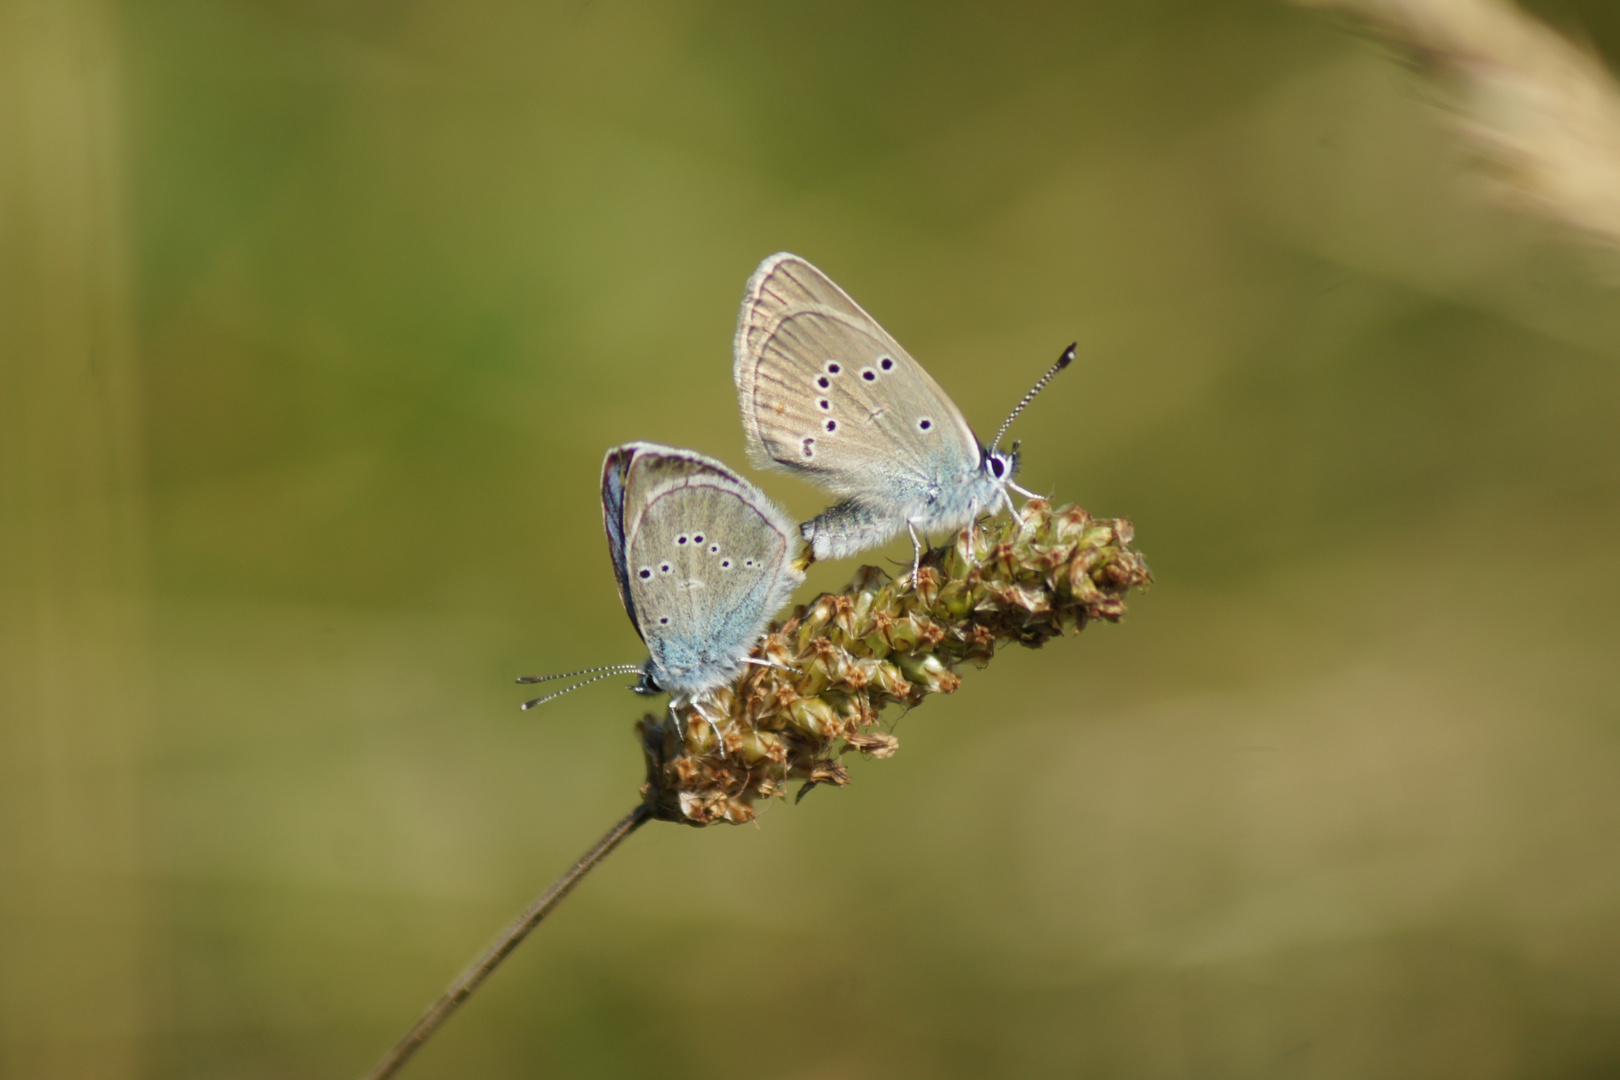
[734, 253, 1068, 568]
[601, 441, 802, 704]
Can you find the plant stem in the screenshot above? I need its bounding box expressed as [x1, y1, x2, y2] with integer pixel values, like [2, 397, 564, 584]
[362, 803, 654, 1080]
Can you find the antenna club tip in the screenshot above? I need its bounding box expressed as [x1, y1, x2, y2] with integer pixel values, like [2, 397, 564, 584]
[1058, 343, 1076, 367]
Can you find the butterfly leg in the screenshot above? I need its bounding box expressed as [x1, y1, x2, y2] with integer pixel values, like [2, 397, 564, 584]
[689, 697, 726, 749]
[998, 484, 1034, 537]
[1008, 480, 1041, 501]
[663, 698, 688, 741]
[907, 520, 924, 583]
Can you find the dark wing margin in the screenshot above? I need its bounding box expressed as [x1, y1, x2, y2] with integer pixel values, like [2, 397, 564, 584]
[599, 445, 643, 642]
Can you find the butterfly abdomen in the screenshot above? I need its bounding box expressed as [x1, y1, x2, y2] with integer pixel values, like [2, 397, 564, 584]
[801, 498, 905, 562]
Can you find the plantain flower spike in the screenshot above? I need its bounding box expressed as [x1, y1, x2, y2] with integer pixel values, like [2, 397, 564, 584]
[637, 500, 1152, 825]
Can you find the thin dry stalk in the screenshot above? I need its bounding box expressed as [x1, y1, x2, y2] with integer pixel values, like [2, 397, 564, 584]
[361, 805, 652, 1080]
[363, 499, 1150, 1076]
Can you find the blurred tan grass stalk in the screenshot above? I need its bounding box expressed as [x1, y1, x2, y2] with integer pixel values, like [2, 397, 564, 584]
[1293, 0, 1620, 250]
[0, 1, 149, 1078]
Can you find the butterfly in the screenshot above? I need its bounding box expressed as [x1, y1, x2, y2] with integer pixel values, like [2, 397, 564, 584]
[519, 442, 802, 714]
[733, 252, 1071, 572]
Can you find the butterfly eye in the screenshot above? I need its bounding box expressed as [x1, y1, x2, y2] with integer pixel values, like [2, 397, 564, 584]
[879, 357, 894, 371]
[989, 457, 1006, 479]
[918, 417, 933, 431]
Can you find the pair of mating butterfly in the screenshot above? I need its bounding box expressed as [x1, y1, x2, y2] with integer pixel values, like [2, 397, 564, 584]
[521, 253, 1072, 715]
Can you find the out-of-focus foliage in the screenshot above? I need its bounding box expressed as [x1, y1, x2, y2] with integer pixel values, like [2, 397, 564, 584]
[5, 1, 1620, 1077]
[1296, 0, 1620, 249]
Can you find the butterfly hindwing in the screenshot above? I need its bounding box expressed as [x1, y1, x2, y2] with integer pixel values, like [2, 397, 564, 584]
[602, 442, 801, 698]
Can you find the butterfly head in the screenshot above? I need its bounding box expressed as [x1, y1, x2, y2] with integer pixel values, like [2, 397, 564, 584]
[982, 443, 1020, 488]
[632, 658, 663, 697]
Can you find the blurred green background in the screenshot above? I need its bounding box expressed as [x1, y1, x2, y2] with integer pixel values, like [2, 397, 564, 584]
[5, 1, 1620, 1077]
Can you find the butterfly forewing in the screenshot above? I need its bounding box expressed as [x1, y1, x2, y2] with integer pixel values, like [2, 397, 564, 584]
[736, 252, 889, 356]
[736, 254, 980, 495]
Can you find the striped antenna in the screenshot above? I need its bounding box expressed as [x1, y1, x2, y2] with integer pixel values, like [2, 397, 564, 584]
[517, 664, 644, 710]
[989, 343, 1076, 452]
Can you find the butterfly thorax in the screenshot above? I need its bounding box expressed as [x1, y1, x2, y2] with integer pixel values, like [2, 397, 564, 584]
[801, 445, 1019, 561]
[913, 444, 1017, 530]
[645, 642, 749, 700]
